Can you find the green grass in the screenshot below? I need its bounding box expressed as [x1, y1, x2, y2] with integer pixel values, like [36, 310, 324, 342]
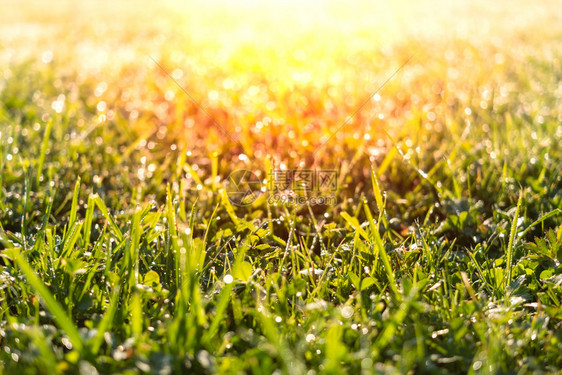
[1, 1, 562, 374]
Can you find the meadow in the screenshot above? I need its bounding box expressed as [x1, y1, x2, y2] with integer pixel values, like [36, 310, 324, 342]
[0, 0, 561, 373]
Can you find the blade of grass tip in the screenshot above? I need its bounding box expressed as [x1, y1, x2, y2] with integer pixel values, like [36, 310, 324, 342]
[7, 248, 83, 352]
[21, 167, 31, 250]
[45, 227, 56, 264]
[518, 208, 561, 239]
[501, 161, 508, 190]
[188, 198, 197, 238]
[176, 148, 186, 181]
[164, 184, 179, 289]
[178, 182, 187, 224]
[505, 191, 523, 291]
[370, 168, 389, 230]
[417, 229, 435, 271]
[203, 202, 220, 246]
[279, 221, 295, 274]
[305, 194, 327, 255]
[466, 246, 493, 294]
[68, 178, 81, 231]
[372, 222, 399, 297]
[59, 222, 83, 260]
[220, 189, 240, 227]
[92, 194, 124, 242]
[33, 193, 54, 253]
[376, 147, 397, 178]
[82, 194, 95, 251]
[340, 212, 369, 241]
[36, 118, 53, 186]
[362, 199, 380, 269]
[461, 271, 478, 302]
[126, 208, 142, 290]
[165, 185, 178, 242]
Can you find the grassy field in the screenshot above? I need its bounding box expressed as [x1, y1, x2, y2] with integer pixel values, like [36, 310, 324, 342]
[0, 0, 561, 373]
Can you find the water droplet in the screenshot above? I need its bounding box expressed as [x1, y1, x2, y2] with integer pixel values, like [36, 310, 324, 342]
[341, 306, 354, 319]
[42, 51, 53, 64]
[473, 361, 482, 371]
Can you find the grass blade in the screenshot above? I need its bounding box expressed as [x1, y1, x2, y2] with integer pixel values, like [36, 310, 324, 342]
[36, 119, 53, 186]
[505, 191, 523, 290]
[7, 248, 83, 352]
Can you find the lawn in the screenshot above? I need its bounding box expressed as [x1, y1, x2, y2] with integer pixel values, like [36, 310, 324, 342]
[0, 0, 561, 374]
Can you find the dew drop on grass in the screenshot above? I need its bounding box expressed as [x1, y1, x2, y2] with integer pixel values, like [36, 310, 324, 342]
[224, 275, 233, 284]
[341, 306, 354, 319]
[41, 50, 53, 63]
[172, 68, 183, 79]
[61, 337, 73, 350]
[473, 361, 482, 371]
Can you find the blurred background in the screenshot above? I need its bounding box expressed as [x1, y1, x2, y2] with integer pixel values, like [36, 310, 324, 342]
[1, 0, 561, 193]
